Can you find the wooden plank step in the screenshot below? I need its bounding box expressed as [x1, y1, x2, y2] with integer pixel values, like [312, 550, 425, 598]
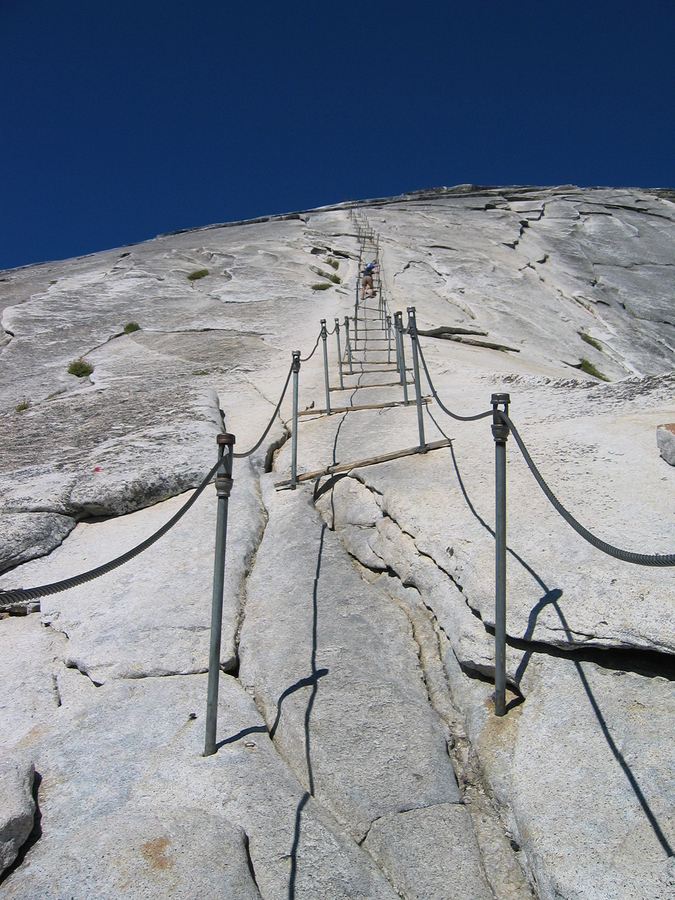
[329, 381, 413, 391]
[275, 438, 452, 489]
[297, 397, 431, 418]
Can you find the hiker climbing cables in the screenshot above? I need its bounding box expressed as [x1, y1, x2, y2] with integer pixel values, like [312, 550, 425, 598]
[360, 260, 376, 300]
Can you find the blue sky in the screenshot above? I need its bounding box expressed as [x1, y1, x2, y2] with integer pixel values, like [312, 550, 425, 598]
[2, 0, 674, 270]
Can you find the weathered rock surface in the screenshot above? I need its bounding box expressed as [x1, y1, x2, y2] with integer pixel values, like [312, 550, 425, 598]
[0, 512, 75, 575]
[239, 479, 462, 841]
[1, 461, 264, 683]
[0, 758, 35, 875]
[0, 614, 74, 753]
[1, 670, 398, 899]
[657, 423, 675, 466]
[363, 803, 492, 900]
[3, 186, 675, 897]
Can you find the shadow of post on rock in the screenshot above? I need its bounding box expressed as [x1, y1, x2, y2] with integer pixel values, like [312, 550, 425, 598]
[286, 521, 327, 899]
[214, 517, 329, 900]
[426, 405, 674, 858]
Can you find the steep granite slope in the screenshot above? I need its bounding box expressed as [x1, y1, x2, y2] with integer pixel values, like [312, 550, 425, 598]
[1, 186, 675, 898]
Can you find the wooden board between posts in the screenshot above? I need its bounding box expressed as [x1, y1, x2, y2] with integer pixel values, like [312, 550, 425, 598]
[330, 381, 413, 391]
[297, 397, 431, 418]
[275, 438, 452, 489]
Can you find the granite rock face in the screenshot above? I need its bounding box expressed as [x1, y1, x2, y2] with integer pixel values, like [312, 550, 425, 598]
[657, 423, 675, 466]
[2, 186, 675, 898]
[0, 758, 35, 873]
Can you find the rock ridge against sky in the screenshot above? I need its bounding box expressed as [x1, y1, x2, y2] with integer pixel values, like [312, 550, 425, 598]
[1, 186, 675, 898]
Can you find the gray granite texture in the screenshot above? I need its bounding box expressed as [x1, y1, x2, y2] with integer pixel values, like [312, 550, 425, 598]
[2, 186, 675, 898]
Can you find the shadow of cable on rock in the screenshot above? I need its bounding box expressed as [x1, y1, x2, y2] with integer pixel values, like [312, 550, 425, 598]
[286, 521, 327, 899]
[215, 523, 329, 898]
[425, 405, 674, 859]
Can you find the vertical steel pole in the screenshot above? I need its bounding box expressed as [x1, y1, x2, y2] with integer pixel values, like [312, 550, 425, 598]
[204, 432, 235, 757]
[386, 314, 392, 364]
[492, 393, 510, 717]
[355, 253, 360, 346]
[395, 312, 409, 405]
[407, 307, 426, 450]
[344, 316, 353, 374]
[321, 319, 331, 415]
[291, 351, 300, 489]
[335, 318, 344, 390]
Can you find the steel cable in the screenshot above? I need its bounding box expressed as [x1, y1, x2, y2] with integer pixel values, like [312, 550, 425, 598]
[0, 455, 229, 605]
[416, 336, 493, 423]
[300, 332, 321, 362]
[233, 361, 293, 459]
[501, 411, 675, 567]
[2, 355, 300, 604]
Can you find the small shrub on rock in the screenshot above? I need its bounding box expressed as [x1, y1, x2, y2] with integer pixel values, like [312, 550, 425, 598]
[123, 322, 140, 333]
[187, 269, 209, 281]
[68, 358, 94, 378]
[579, 331, 603, 351]
[312, 283, 331, 291]
[579, 358, 609, 381]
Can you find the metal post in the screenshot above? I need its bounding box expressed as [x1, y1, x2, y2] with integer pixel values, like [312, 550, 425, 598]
[344, 316, 353, 374]
[355, 252, 361, 346]
[394, 312, 402, 376]
[291, 351, 300, 489]
[204, 432, 235, 757]
[407, 307, 426, 450]
[491, 393, 510, 717]
[335, 318, 344, 390]
[395, 311, 408, 405]
[321, 319, 331, 415]
[386, 314, 392, 364]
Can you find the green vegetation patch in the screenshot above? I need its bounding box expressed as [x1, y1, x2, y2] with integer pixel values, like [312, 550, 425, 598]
[312, 282, 332, 291]
[68, 358, 94, 378]
[317, 268, 341, 284]
[579, 358, 609, 381]
[15, 398, 30, 412]
[579, 331, 603, 351]
[123, 322, 140, 334]
[327, 257, 340, 270]
[187, 269, 209, 281]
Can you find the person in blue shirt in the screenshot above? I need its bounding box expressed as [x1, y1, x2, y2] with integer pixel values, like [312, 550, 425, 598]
[360, 261, 377, 300]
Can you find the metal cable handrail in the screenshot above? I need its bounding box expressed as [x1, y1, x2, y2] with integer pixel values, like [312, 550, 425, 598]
[416, 335, 493, 423]
[0, 455, 228, 605]
[1, 356, 300, 603]
[233, 361, 293, 459]
[502, 410, 675, 567]
[301, 332, 321, 362]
